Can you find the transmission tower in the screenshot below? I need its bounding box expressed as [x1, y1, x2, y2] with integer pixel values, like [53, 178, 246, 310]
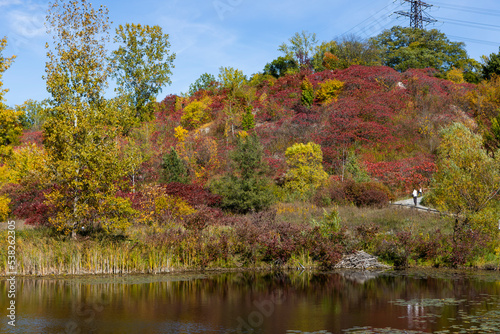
[395, 0, 437, 29]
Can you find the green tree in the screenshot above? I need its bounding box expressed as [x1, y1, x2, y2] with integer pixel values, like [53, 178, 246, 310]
[428, 122, 500, 235]
[278, 31, 318, 69]
[111, 23, 176, 121]
[313, 36, 381, 72]
[188, 73, 217, 95]
[44, 0, 135, 236]
[482, 48, 500, 80]
[263, 56, 299, 78]
[161, 147, 189, 184]
[211, 133, 273, 213]
[371, 26, 476, 75]
[285, 142, 328, 198]
[0, 109, 23, 158]
[16, 99, 50, 130]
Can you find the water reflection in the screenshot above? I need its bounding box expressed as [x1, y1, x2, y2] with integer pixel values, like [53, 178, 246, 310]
[0, 270, 499, 333]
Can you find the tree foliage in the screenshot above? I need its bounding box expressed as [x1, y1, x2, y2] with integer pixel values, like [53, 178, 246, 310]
[45, 0, 110, 107]
[161, 147, 189, 184]
[482, 48, 500, 80]
[300, 77, 314, 107]
[313, 36, 381, 72]
[278, 31, 318, 69]
[0, 109, 23, 158]
[188, 73, 217, 95]
[44, 0, 135, 236]
[371, 26, 475, 75]
[211, 133, 273, 213]
[285, 142, 328, 197]
[428, 122, 500, 234]
[0, 37, 16, 108]
[263, 56, 299, 78]
[111, 23, 176, 121]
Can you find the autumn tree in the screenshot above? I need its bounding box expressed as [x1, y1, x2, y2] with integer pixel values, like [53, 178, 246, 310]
[111, 23, 176, 121]
[0, 37, 21, 158]
[278, 31, 318, 70]
[218, 66, 246, 136]
[428, 122, 500, 235]
[285, 142, 328, 198]
[312, 36, 381, 72]
[44, 0, 135, 236]
[371, 26, 478, 79]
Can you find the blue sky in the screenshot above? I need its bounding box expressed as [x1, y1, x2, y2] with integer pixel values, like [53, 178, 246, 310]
[1, 0, 499, 106]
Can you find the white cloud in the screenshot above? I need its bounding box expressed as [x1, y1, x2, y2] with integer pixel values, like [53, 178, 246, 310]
[9, 9, 45, 38]
[0, 0, 22, 7]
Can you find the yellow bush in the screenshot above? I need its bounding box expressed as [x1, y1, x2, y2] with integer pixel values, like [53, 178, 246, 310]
[316, 79, 344, 104]
[0, 195, 10, 221]
[180, 96, 212, 129]
[285, 142, 328, 198]
[155, 194, 196, 221]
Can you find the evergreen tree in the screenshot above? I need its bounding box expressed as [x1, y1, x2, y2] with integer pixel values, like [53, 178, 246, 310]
[211, 134, 273, 213]
[161, 147, 189, 184]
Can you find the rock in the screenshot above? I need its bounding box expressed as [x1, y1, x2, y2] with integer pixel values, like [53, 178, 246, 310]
[334, 250, 391, 270]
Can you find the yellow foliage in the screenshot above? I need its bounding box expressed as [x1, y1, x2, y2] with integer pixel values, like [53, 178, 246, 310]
[174, 125, 188, 142]
[0, 195, 10, 221]
[155, 194, 196, 220]
[315, 79, 344, 104]
[446, 67, 464, 84]
[4, 143, 48, 185]
[180, 96, 212, 129]
[137, 184, 196, 225]
[285, 142, 328, 197]
[237, 130, 248, 139]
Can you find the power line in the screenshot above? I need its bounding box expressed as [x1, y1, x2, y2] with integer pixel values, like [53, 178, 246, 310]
[432, 1, 500, 17]
[341, 2, 401, 37]
[447, 35, 499, 47]
[435, 16, 500, 31]
[394, 0, 437, 29]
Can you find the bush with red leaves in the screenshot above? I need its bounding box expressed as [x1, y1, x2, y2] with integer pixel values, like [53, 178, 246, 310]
[163, 182, 221, 207]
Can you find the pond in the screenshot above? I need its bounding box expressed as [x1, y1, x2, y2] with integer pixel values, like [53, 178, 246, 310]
[1, 269, 500, 333]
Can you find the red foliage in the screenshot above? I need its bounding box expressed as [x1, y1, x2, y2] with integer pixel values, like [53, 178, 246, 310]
[163, 182, 222, 207]
[1, 183, 52, 226]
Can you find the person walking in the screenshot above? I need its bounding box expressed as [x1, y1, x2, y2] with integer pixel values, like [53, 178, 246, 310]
[412, 189, 418, 206]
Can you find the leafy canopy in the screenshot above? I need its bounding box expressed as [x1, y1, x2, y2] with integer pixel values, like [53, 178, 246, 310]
[44, 0, 135, 236]
[482, 47, 500, 80]
[285, 142, 328, 198]
[111, 23, 176, 121]
[278, 31, 318, 69]
[189, 73, 217, 96]
[428, 122, 500, 233]
[371, 26, 475, 75]
[0, 36, 16, 108]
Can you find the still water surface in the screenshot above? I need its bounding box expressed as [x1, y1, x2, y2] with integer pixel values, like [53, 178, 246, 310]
[1, 269, 500, 333]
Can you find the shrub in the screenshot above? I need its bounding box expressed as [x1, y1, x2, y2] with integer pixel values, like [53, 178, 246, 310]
[300, 77, 314, 107]
[180, 96, 212, 129]
[315, 79, 344, 104]
[164, 183, 221, 207]
[0, 195, 10, 221]
[284, 142, 328, 198]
